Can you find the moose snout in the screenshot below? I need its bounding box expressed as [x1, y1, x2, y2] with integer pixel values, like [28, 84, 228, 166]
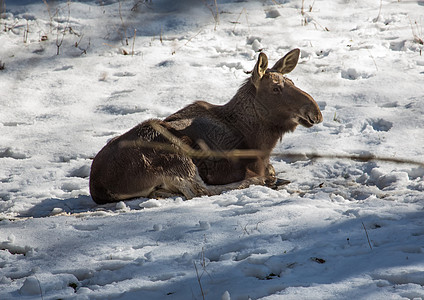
[309, 109, 323, 125]
[287, 84, 323, 127]
[303, 92, 323, 125]
[297, 99, 323, 128]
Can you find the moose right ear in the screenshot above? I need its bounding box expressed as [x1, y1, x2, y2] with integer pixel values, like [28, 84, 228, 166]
[251, 52, 268, 86]
[271, 48, 300, 75]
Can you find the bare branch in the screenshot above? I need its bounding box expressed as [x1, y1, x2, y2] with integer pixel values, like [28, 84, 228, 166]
[119, 123, 424, 167]
[193, 262, 206, 300]
[362, 222, 373, 250]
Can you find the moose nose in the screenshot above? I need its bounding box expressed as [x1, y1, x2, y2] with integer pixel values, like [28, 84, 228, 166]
[313, 110, 323, 124]
[307, 111, 323, 126]
[302, 102, 323, 126]
[306, 96, 323, 125]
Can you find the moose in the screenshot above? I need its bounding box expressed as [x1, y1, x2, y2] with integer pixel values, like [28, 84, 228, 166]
[89, 49, 323, 204]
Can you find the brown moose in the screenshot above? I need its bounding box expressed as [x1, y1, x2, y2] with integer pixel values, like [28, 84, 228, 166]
[89, 49, 323, 204]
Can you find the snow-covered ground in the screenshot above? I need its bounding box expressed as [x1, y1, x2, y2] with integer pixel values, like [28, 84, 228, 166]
[1, 0, 424, 299]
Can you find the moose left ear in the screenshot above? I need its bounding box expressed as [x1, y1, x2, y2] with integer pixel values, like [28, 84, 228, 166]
[271, 48, 300, 74]
[251, 52, 268, 87]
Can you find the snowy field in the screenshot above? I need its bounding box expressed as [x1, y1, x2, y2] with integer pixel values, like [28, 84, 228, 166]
[1, 0, 424, 299]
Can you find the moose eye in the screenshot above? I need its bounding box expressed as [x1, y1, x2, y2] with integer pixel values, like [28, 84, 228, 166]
[273, 87, 281, 93]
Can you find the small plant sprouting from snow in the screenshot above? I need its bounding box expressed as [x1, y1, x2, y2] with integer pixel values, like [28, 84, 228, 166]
[409, 17, 424, 55]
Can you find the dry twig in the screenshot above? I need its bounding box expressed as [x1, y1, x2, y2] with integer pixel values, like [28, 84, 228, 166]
[119, 122, 424, 167]
[201, 0, 219, 30]
[194, 262, 206, 300]
[362, 222, 373, 250]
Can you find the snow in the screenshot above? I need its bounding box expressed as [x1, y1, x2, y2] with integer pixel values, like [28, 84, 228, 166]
[0, 0, 424, 299]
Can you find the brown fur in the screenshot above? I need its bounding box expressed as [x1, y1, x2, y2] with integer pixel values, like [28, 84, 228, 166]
[89, 49, 323, 204]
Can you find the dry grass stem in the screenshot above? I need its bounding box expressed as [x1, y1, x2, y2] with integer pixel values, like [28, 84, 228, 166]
[374, 0, 383, 23]
[171, 29, 203, 55]
[0, 0, 5, 19]
[132, 28, 136, 56]
[362, 222, 373, 250]
[55, 1, 71, 55]
[120, 121, 265, 160]
[272, 152, 424, 167]
[232, 8, 250, 34]
[202, 0, 219, 30]
[118, 0, 129, 45]
[409, 17, 424, 46]
[119, 121, 424, 167]
[194, 262, 206, 300]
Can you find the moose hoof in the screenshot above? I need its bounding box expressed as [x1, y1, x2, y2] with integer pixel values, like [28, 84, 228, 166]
[268, 178, 291, 190]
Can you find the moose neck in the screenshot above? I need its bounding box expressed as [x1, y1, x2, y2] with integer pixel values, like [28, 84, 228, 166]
[221, 79, 285, 152]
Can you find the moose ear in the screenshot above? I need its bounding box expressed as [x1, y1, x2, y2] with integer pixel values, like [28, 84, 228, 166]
[271, 48, 300, 74]
[251, 52, 268, 86]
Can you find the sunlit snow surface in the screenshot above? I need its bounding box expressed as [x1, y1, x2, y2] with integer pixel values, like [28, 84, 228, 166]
[1, 0, 424, 299]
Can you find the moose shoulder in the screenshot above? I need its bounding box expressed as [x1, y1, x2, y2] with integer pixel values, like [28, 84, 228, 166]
[89, 49, 323, 204]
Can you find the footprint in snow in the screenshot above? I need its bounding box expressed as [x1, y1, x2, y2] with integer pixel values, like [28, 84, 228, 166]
[317, 101, 327, 111]
[265, 8, 281, 19]
[96, 104, 148, 116]
[93, 131, 118, 138]
[156, 60, 175, 68]
[107, 89, 135, 101]
[378, 101, 399, 108]
[149, 272, 185, 282]
[372, 270, 424, 286]
[61, 181, 83, 192]
[362, 118, 393, 132]
[400, 246, 423, 254]
[389, 40, 406, 51]
[113, 72, 136, 77]
[230, 208, 260, 217]
[72, 224, 100, 231]
[0, 148, 28, 159]
[341, 68, 374, 80]
[68, 165, 90, 178]
[54, 65, 73, 71]
[316, 49, 331, 57]
[2, 121, 32, 126]
[217, 61, 244, 70]
[0, 239, 33, 256]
